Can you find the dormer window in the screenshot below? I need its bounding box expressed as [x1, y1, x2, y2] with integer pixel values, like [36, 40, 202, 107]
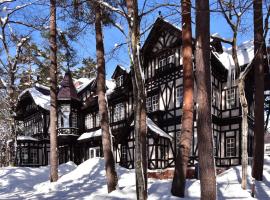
[116, 75, 123, 87]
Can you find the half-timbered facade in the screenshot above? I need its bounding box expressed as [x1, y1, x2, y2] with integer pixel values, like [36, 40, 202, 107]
[13, 17, 269, 170]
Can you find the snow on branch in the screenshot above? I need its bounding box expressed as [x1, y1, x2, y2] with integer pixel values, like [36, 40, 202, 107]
[12, 36, 30, 73]
[92, 0, 126, 17]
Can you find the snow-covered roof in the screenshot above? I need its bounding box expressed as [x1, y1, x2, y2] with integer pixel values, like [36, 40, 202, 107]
[213, 40, 254, 70]
[131, 118, 172, 140]
[74, 78, 95, 93]
[18, 87, 50, 110]
[7, 136, 38, 144]
[17, 136, 38, 141]
[106, 80, 116, 95]
[77, 129, 102, 141]
[118, 65, 131, 73]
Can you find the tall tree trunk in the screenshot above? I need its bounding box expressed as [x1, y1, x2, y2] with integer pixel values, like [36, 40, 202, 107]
[49, 0, 58, 182]
[171, 0, 194, 197]
[95, 4, 118, 193]
[252, 0, 264, 181]
[195, 1, 216, 199]
[125, 0, 147, 199]
[239, 79, 248, 189]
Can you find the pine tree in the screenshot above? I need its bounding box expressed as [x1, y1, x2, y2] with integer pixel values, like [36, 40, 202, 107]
[195, 0, 216, 199]
[49, 0, 59, 182]
[95, 3, 118, 193]
[171, 0, 194, 197]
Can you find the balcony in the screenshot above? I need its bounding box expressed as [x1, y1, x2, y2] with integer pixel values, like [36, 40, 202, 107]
[155, 63, 178, 77]
[57, 127, 79, 136]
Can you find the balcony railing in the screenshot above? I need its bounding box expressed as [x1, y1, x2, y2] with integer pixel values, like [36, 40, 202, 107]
[155, 63, 177, 77]
[57, 127, 79, 136]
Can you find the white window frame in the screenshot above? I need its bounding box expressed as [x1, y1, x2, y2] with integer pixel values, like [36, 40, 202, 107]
[89, 147, 101, 159]
[159, 58, 167, 68]
[226, 88, 236, 109]
[167, 54, 175, 64]
[146, 95, 159, 112]
[114, 103, 125, 122]
[146, 97, 152, 112]
[176, 87, 183, 107]
[85, 114, 93, 129]
[226, 137, 235, 157]
[116, 75, 123, 87]
[96, 113, 100, 127]
[152, 95, 159, 111]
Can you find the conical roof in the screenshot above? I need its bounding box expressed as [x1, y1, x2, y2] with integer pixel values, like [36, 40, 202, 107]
[58, 70, 80, 101]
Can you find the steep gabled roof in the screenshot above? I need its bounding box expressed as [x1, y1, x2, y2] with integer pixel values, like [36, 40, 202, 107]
[17, 83, 50, 111]
[111, 65, 129, 79]
[58, 70, 80, 101]
[142, 17, 182, 56]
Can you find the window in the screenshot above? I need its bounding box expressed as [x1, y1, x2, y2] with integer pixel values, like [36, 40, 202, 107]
[21, 148, 28, 164]
[146, 95, 159, 112]
[167, 54, 175, 64]
[96, 113, 100, 127]
[226, 138, 236, 157]
[146, 97, 152, 112]
[176, 87, 183, 107]
[89, 147, 101, 159]
[159, 58, 167, 68]
[121, 145, 127, 162]
[213, 136, 217, 156]
[226, 88, 236, 109]
[152, 95, 159, 111]
[116, 75, 123, 87]
[114, 103, 125, 122]
[230, 68, 236, 84]
[85, 114, 93, 129]
[30, 149, 38, 164]
[71, 110, 77, 128]
[212, 88, 219, 106]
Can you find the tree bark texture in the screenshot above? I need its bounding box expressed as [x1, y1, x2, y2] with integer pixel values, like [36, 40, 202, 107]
[49, 0, 58, 182]
[195, 1, 216, 199]
[239, 79, 248, 189]
[171, 0, 194, 197]
[95, 4, 118, 193]
[252, 0, 264, 181]
[125, 0, 147, 199]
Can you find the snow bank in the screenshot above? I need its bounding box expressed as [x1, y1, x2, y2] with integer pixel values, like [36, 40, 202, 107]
[0, 162, 77, 199]
[1, 157, 270, 199]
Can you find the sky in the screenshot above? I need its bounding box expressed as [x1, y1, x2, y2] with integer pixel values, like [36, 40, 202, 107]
[74, 0, 259, 79]
[1, 0, 267, 80]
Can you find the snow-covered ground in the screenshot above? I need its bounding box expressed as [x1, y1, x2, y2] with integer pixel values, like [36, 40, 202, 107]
[0, 157, 270, 200]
